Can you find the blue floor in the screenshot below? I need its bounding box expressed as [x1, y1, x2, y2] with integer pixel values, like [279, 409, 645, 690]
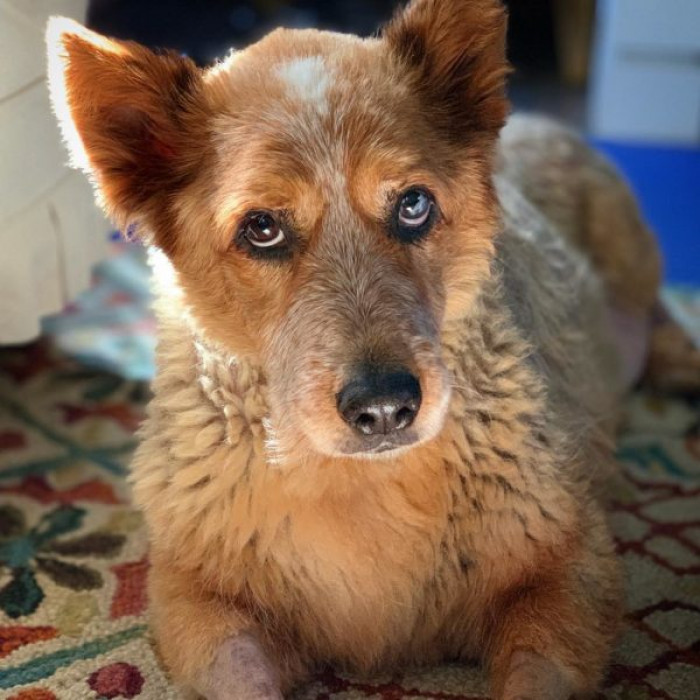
[592, 141, 700, 285]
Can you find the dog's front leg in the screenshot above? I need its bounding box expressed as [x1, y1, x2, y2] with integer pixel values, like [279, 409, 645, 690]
[193, 633, 284, 700]
[485, 515, 622, 700]
[149, 558, 296, 699]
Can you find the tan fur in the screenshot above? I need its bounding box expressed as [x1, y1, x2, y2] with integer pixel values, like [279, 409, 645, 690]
[46, 2, 653, 698]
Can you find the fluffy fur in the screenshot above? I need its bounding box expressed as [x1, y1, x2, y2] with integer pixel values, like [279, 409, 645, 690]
[47, 2, 664, 698]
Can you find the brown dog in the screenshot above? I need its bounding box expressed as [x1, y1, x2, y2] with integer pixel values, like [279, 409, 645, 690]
[47, 1, 664, 697]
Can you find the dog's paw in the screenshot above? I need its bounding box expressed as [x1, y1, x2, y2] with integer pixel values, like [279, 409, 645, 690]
[196, 633, 284, 700]
[500, 650, 575, 700]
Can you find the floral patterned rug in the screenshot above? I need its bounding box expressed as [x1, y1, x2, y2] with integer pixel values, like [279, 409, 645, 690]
[2, 319, 700, 698]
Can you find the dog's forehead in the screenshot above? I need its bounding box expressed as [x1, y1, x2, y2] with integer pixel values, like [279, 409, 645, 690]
[276, 54, 332, 112]
[203, 28, 443, 224]
[208, 29, 379, 102]
[206, 29, 407, 161]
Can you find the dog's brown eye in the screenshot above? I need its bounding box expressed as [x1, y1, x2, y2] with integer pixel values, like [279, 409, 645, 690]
[391, 187, 436, 244]
[242, 212, 285, 249]
[398, 189, 432, 226]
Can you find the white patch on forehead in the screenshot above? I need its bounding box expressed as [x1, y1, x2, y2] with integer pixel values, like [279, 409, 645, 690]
[277, 56, 331, 112]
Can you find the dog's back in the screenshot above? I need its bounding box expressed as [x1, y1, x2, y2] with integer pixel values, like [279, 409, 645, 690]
[498, 115, 661, 315]
[496, 115, 662, 407]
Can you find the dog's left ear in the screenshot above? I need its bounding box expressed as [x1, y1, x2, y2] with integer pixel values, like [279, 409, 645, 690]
[384, 0, 510, 137]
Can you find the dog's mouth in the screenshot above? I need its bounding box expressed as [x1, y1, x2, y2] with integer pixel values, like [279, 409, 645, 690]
[339, 431, 421, 459]
[372, 440, 403, 453]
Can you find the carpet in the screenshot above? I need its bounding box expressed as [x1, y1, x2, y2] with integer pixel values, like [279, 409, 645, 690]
[2, 312, 700, 698]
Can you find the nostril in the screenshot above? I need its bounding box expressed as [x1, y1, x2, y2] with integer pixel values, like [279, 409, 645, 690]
[336, 368, 422, 437]
[394, 405, 416, 431]
[355, 412, 378, 435]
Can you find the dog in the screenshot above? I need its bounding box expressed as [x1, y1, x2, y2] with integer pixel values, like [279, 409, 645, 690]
[47, 1, 666, 697]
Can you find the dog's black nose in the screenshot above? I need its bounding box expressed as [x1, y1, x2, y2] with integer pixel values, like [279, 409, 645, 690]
[337, 368, 421, 436]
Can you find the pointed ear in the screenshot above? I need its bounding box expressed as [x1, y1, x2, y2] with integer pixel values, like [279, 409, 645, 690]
[384, 0, 510, 138]
[46, 17, 207, 248]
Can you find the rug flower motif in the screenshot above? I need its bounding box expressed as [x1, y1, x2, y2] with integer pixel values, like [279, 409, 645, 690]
[0, 504, 125, 619]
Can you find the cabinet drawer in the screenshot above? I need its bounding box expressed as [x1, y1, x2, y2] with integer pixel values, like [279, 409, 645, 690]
[612, 0, 700, 53]
[590, 58, 700, 143]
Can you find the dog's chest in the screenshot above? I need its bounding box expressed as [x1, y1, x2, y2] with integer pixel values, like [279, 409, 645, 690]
[253, 476, 457, 656]
[244, 444, 567, 666]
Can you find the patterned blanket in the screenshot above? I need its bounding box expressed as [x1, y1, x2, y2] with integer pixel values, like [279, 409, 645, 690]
[1, 284, 699, 698]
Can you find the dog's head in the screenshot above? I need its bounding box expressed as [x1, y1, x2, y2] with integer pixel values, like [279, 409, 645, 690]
[48, 0, 509, 462]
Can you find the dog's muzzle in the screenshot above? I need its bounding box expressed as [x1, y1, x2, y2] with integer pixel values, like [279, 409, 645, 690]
[336, 366, 421, 450]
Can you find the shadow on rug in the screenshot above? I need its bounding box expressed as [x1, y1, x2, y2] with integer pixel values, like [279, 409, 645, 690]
[1, 337, 699, 699]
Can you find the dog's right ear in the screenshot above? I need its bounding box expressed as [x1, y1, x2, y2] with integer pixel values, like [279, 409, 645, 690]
[46, 17, 207, 250]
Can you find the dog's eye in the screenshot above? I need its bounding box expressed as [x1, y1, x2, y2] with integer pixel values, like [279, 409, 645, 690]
[391, 187, 436, 243]
[241, 211, 286, 249]
[398, 189, 432, 226]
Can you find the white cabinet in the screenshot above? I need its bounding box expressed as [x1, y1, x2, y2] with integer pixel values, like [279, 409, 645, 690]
[0, 0, 110, 343]
[589, 0, 700, 144]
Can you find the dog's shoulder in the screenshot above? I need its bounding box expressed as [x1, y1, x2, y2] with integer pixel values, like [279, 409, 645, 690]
[491, 175, 622, 458]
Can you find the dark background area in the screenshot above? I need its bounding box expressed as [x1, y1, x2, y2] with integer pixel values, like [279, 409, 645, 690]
[88, 0, 559, 68]
[88, 0, 579, 122]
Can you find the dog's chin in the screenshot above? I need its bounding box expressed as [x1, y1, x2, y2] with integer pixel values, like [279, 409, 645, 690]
[341, 440, 421, 462]
[268, 424, 441, 465]
[338, 432, 421, 460]
[278, 428, 423, 462]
